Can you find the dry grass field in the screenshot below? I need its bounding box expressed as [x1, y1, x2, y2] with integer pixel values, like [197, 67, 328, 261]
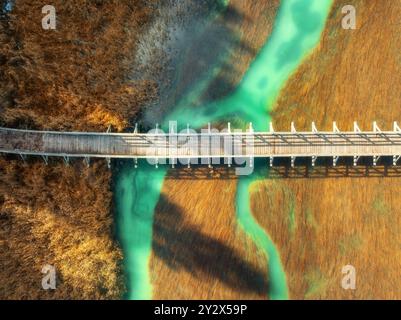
[0, 0, 155, 131]
[151, 178, 267, 299]
[0, 0, 154, 299]
[1, 0, 399, 300]
[0, 159, 123, 299]
[251, 0, 401, 299]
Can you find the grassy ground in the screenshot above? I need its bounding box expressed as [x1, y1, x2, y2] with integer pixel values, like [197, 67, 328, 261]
[0, 0, 154, 299]
[2, 0, 399, 300]
[252, 0, 401, 299]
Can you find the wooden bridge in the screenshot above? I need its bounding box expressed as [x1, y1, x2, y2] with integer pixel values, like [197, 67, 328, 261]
[1, 122, 401, 168]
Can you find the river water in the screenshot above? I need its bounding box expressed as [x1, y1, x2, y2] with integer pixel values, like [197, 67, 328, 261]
[114, 0, 333, 300]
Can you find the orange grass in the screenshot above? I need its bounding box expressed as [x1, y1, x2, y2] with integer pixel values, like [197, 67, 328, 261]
[0, 0, 155, 299]
[252, 0, 401, 299]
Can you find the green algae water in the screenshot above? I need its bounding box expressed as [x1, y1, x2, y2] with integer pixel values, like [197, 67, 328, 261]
[236, 176, 288, 299]
[115, 164, 167, 299]
[115, 0, 332, 300]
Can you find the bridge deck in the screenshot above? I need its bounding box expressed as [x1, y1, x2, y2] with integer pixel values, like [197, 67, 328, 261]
[1, 126, 401, 160]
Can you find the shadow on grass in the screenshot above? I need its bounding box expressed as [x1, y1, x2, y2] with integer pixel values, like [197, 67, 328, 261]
[163, 157, 401, 180]
[152, 194, 269, 296]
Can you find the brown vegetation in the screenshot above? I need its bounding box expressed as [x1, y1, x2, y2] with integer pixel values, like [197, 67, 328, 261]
[152, 178, 268, 299]
[0, 0, 156, 131]
[0, 0, 155, 299]
[3, 0, 398, 300]
[252, 0, 401, 299]
[0, 159, 123, 299]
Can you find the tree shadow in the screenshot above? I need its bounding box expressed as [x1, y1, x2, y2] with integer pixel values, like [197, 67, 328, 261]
[152, 194, 269, 296]
[173, 7, 255, 104]
[139, 0, 257, 128]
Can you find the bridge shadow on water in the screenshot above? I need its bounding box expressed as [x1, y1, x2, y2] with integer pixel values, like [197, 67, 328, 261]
[165, 157, 401, 180]
[152, 194, 269, 297]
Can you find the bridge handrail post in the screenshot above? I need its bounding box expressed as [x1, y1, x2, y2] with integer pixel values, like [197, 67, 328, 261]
[249, 122, 254, 168]
[208, 123, 212, 168]
[227, 122, 232, 167]
[269, 122, 274, 133]
[187, 124, 191, 168]
[291, 122, 296, 133]
[311, 122, 318, 133]
[354, 121, 361, 133]
[333, 121, 340, 133]
[373, 121, 381, 133]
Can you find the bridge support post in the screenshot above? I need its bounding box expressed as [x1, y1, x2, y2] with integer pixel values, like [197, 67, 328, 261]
[393, 155, 401, 166]
[105, 157, 111, 169]
[373, 155, 380, 166]
[333, 156, 339, 166]
[353, 156, 360, 166]
[269, 157, 274, 167]
[42, 155, 49, 165]
[312, 156, 317, 167]
[134, 158, 138, 169]
[291, 156, 296, 168]
[19, 153, 27, 162]
[63, 156, 69, 166]
[84, 156, 90, 167]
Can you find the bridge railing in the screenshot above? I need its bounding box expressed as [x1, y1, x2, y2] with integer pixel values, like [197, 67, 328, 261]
[1, 122, 401, 168]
